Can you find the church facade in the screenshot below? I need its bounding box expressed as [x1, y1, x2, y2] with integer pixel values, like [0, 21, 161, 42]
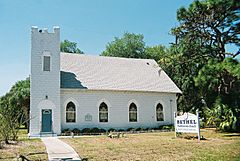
[29, 26, 181, 137]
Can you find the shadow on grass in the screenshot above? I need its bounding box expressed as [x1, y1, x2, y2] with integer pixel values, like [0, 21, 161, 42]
[0, 152, 46, 160]
[26, 152, 46, 156]
[177, 135, 207, 140]
[0, 156, 15, 160]
[223, 134, 240, 137]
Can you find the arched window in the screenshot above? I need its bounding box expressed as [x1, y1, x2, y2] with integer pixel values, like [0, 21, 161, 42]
[156, 103, 164, 121]
[66, 102, 76, 123]
[99, 102, 108, 122]
[129, 103, 137, 122]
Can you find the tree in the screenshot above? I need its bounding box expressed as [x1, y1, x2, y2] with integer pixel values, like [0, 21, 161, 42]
[145, 45, 168, 63]
[170, 0, 240, 131]
[101, 32, 146, 58]
[60, 40, 84, 54]
[8, 78, 30, 130]
[165, 43, 205, 112]
[172, 0, 240, 60]
[194, 58, 240, 131]
[0, 78, 30, 143]
[0, 96, 12, 144]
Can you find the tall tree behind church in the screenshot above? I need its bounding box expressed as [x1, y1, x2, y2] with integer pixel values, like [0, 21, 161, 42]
[60, 39, 84, 54]
[171, 0, 240, 131]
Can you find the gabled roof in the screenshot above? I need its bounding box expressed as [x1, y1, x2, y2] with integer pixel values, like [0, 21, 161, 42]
[60, 52, 181, 93]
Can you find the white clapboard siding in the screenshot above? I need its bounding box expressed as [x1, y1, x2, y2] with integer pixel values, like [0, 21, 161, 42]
[61, 89, 177, 130]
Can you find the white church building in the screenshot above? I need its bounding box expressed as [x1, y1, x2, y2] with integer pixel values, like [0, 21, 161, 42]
[29, 26, 181, 137]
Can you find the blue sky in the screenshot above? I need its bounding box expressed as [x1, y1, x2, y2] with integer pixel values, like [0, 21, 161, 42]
[1, 0, 236, 96]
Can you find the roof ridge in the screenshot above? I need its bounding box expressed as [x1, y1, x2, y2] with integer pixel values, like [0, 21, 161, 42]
[60, 52, 155, 62]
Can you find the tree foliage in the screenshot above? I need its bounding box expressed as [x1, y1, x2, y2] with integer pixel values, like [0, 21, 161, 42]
[194, 58, 240, 131]
[170, 0, 240, 131]
[172, 0, 240, 60]
[60, 39, 84, 54]
[101, 33, 170, 63]
[101, 32, 146, 58]
[145, 45, 168, 63]
[0, 78, 30, 144]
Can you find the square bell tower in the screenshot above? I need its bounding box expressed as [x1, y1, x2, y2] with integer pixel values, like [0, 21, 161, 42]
[29, 26, 61, 136]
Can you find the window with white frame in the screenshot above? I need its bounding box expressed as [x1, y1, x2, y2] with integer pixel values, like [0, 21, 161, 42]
[156, 103, 164, 121]
[66, 102, 76, 123]
[43, 56, 51, 71]
[99, 102, 108, 122]
[129, 103, 137, 122]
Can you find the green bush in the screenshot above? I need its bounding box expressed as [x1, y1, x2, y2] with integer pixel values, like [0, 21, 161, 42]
[162, 126, 171, 130]
[206, 98, 240, 132]
[108, 128, 116, 132]
[90, 127, 100, 133]
[82, 128, 91, 134]
[99, 129, 106, 133]
[127, 128, 135, 131]
[62, 125, 177, 136]
[162, 125, 174, 130]
[72, 128, 81, 134]
[136, 127, 144, 131]
[159, 125, 164, 130]
[62, 128, 71, 133]
[200, 121, 205, 128]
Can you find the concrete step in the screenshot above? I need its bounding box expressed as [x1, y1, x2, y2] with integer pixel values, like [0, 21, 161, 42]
[40, 132, 57, 137]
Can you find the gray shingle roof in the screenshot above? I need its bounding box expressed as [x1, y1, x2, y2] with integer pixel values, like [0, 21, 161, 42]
[60, 53, 181, 93]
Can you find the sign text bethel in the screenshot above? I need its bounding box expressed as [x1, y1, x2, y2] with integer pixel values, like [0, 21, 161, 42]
[175, 112, 200, 134]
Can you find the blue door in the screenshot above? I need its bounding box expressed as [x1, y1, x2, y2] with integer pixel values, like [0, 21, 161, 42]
[42, 109, 52, 132]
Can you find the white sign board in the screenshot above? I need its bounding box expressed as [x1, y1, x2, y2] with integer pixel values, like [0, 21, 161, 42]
[174, 111, 200, 140]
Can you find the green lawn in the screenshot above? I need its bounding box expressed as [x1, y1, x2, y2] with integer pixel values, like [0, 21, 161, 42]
[61, 128, 240, 161]
[1, 128, 239, 161]
[0, 129, 48, 161]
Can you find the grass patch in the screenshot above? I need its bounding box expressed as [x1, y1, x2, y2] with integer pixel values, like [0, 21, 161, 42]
[61, 128, 240, 161]
[0, 129, 48, 160]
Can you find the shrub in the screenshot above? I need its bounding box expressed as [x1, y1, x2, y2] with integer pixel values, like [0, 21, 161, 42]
[62, 128, 71, 133]
[159, 125, 164, 130]
[82, 128, 91, 134]
[90, 127, 100, 133]
[0, 115, 11, 144]
[127, 128, 135, 131]
[108, 128, 116, 132]
[162, 125, 174, 130]
[72, 128, 81, 134]
[206, 98, 240, 132]
[99, 129, 106, 133]
[200, 121, 205, 128]
[144, 128, 149, 131]
[118, 129, 125, 132]
[136, 127, 144, 131]
[162, 126, 170, 130]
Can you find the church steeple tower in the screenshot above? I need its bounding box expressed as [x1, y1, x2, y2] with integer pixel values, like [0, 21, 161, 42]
[29, 26, 61, 136]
